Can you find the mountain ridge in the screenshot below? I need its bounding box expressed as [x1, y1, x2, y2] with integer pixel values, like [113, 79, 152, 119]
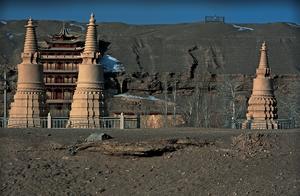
[0, 20, 299, 75]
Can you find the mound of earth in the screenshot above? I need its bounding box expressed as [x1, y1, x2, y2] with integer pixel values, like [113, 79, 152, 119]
[231, 132, 277, 158]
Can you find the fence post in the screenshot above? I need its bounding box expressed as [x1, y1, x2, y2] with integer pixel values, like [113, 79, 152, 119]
[137, 114, 141, 129]
[47, 112, 52, 128]
[3, 71, 7, 128]
[120, 112, 124, 129]
[231, 117, 236, 129]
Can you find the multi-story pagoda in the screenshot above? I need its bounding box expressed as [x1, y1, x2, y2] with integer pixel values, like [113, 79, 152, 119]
[39, 24, 84, 117]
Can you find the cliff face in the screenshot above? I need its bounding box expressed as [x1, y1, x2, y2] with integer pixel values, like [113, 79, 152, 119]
[0, 20, 299, 74]
[101, 22, 300, 75]
[0, 20, 299, 127]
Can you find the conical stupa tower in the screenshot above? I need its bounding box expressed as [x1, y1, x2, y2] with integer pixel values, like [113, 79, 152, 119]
[243, 42, 278, 129]
[68, 14, 105, 128]
[8, 18, 47, 127]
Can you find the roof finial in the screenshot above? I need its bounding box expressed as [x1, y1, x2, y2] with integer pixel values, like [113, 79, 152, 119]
[261, 41, 267, 51]
[26, 17, 34, 27]
[89, 13, 95, 24]
[61, 21, 67, 36]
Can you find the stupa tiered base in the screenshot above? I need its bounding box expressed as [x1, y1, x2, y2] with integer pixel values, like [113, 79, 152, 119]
[8, 90, 46, 128]
[68, 88, 105, 128]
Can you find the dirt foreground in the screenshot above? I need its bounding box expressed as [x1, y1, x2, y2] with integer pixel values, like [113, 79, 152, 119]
[0, 128, 299, 196]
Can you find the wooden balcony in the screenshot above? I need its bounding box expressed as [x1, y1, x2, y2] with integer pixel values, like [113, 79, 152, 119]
[44, 69, 78, 73]
[45, 82, 76, 86]
[40, 55, 81, 59]
[47, 99, 72, 104]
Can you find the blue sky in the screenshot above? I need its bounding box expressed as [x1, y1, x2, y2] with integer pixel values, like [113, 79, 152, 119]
[0, 0, 299, 24]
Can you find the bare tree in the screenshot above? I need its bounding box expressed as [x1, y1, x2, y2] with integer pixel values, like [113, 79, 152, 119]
[275, 76, 300, 127]
[172, 80, 176, 126]
[163, 73, 170, 127]
[178, 94, 193, 126]
[217, 74, 246, 128]
[178, 66, 213, 127]
[0, 54, 9, 121]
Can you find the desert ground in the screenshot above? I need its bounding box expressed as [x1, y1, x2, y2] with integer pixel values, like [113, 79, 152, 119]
[0, 128, 299, 196]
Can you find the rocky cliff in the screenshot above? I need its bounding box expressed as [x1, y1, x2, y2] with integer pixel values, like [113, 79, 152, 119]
[0, 20, 299, 127]
[1, 20, 299, 74]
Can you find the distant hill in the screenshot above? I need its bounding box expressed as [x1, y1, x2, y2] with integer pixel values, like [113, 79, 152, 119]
[0, 20, 299, 74]
[0, 20, 299, 127]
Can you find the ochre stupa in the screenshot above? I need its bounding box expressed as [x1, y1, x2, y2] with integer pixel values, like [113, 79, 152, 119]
[68, 14, 105, 128]
[8, 18, 47, 127]
[243, 42, 278, 129]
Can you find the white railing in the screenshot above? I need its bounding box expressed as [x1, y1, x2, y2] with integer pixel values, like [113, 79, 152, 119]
[0, 113, 140, 129]
[232, 118, 296, 129]
[67, 117, 121, 129]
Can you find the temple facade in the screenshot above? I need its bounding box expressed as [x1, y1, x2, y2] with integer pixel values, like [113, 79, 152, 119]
[68, 14, 106, 128]
[243, 42, 278, 129]
[8, 18, 47, 127]
[39, 25, 84, 117]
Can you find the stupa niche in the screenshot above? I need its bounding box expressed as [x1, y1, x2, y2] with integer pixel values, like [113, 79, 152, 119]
[243, 42, 278, 129]
[68, 14, 105, 128]
[8, 18, 47, 127]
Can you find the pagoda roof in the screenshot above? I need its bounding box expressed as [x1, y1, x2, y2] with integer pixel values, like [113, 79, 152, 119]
[50, 23, 82, 41]
[38, 41, 49, 48]
[39, 47, 84, 51]
[46, 39, 84, 44]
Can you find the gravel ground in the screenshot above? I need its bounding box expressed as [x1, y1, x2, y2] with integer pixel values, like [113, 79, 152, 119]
[0, 128, 299, 196]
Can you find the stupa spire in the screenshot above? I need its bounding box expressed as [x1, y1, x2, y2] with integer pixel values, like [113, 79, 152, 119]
[23, 18, 38, 54]
[258, 41, 269, 70]
[83, 13, 99, 54]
